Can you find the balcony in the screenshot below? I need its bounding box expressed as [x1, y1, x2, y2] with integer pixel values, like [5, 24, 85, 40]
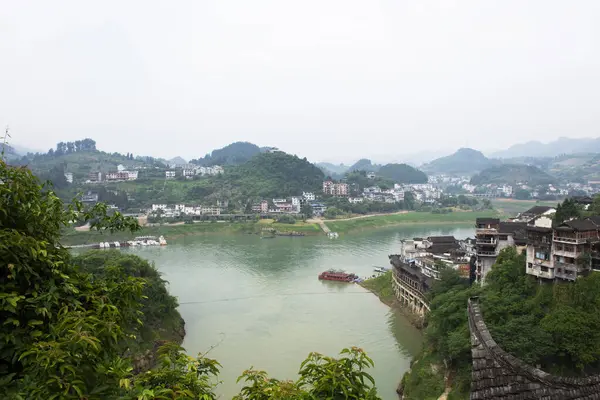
[477, 250, 497, 257]
[476, 238, 497, 246]
[553, 235, 587, 244]
[552, 249, 578, 258]
[555, 270, 577, 281]
[555, 262, 580, 272]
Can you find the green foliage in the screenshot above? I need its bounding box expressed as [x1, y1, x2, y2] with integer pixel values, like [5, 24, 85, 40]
[190, 141, 261, 166]
[423, 148, 493, 175]
[554, 197, 582, 226]
[234, 347, 381, 400]
[361, 271, 395, 304]
[377, 163, 428, 184]
[470, 164, 556, 186]
[276, 214, 296, 224]
[347, 159, 380, 172]
[514, 188, 531, 200]
[408, 245, 600, 398]
[400, 352, 446, 400]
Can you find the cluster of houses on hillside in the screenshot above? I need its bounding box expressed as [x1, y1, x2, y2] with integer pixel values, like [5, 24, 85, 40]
[84, 166, 140, 183]
[166, 165, 223, 179]
[322, 179, 443, 204]
[389, 202, 600, 316]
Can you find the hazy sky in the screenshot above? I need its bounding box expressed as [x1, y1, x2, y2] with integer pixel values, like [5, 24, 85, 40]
[1, 1, 599, 163]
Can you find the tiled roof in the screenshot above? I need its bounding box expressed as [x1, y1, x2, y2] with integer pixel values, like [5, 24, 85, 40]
[522, 205, 554, 216]
[557, 219, 598, 232]
[427, 235, 457, 243]
[476, 218, 500, 225]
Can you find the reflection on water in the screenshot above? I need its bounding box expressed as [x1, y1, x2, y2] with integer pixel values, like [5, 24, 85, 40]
[129, 224, 473, 400]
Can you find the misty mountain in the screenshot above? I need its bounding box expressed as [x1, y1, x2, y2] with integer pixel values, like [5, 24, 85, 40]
[347, 159, 381, 172]
[378, 163, 428, 184]
[422, 148, 494, 175]
[168, 156, 187, 166]
[316, 162, 349, 175]
[190, 142, 262, 166]
[490, 137, 600, 159]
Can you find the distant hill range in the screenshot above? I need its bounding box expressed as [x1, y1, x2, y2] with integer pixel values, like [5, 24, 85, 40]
[378, 163, 428, 184]
[168, 156, 187, 166]
[490, 137, 600, 159]
[347, 159, 381, 172]
[316, 162, 350, 176]
[422, 148, 494, 175]
[470, 164, 556, 186]
[190, 142, 262, 166]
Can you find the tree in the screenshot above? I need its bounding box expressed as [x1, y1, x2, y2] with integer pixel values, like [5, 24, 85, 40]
[301, 202, 313, 219]
[0, 160, 383, 399]
[554, 198, 581, 226]
[514, 188, 531, 200]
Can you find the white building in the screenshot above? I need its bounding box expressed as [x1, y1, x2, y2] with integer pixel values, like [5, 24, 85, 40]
[117, 164, 126, 172]
[127, 171, 138, 180]
[291, 196, 302, 213]
[201, 206, 221, 215]
[348, 197, 364, 204]
[183, 169, 195, 178]
[64, 172, 73, 183]
[152, 204, 168, 211]
[166, 171, 176, 179]
[303, 192, 316, 201]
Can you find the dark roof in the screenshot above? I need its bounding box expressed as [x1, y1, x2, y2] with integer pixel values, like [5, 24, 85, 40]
[428, 242, 460, 254]
[427, 235, 457, 243]
[571, 196, 593, 205]
[587, 216, 600, 226]
[556, 219, 598, 232]
[476, 218, 500, 225]
[522, 205, 554, 216]
[526, 225, 552, 233]
[498, 222, 527, 234]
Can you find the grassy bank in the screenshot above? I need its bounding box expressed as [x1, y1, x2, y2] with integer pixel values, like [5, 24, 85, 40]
[360, 271, 396, 306]
[62, 220, 323, 245]
[491, 198, 557, 217]
[327, 210, 498, 234]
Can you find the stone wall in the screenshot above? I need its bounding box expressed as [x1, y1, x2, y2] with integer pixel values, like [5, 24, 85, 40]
[468, 297, 600, 399]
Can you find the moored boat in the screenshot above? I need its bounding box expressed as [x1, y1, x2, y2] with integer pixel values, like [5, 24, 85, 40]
[318, 270, 358, 282]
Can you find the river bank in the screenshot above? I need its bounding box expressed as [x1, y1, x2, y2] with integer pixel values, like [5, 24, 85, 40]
[326, 210, 498, 233]
[62, 210, 494, 245]
[359, 272, 459, 399]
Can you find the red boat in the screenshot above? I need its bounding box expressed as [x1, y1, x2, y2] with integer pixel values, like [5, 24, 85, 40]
[318, 270, 358, 282]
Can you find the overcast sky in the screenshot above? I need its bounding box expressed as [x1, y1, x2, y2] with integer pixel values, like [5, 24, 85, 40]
[1, 1, 599, 163]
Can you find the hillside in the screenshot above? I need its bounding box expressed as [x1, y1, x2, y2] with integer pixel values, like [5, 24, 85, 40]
[470, 164, 556, 185]
[377, 163, 428, 184]
[422, 148, 494, 175]
[190, 141, 261, 166]
[347, 159, 381, 172]
[491, 137, 600, 158]
[316, 162, 349, 175]
[15, 139, 162, 181]
[223, 151, 325, 198]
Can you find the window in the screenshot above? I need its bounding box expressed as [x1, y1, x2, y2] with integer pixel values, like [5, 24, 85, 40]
[535, 251, 549, 260]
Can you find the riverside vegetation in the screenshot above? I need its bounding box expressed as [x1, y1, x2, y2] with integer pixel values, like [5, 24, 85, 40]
[0, 160, 388, 398]
[395, 247, 600, 399]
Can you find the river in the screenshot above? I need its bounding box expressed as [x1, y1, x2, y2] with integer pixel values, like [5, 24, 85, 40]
[124, 224, 474, 399]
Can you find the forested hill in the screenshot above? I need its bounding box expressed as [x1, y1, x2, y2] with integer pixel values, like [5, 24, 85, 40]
[222, 151, 325, 198]
[422, 148, 493, 175]
[190, 141, 262, 166]
[470, 164, 556, 185]
[347, 158, 381, 172]
[377, 163, 428, 184]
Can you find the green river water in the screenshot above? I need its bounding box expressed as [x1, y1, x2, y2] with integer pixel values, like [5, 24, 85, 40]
[122, 224, 474, 399]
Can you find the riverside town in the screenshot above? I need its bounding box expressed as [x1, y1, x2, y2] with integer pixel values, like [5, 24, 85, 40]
[3, 3, 600, 399]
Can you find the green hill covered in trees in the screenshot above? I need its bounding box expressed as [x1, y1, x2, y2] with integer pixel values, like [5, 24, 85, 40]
[190, 141, 262, 166]
[377, 163, 428, 184]
[422, 148, 494, 175]
[470, 164, 556, 185]
[347, 158, 381, 172]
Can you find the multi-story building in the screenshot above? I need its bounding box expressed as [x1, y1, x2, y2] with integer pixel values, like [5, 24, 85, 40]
[552, 219, 599, 281]
[323, 181, 349, 196]
[303, 192, 315, 201]
[166, 171, 176, 179]
[291, 196, 302, 213]
[525, 215, 554, 280]
[81, 192, 99, 203]
[475, 219, 527, 283]
[201, 206, 221, 215]
[251, 200, 269, 214]
[64, 172, 73, 183]
[88, 172, 102, 182]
